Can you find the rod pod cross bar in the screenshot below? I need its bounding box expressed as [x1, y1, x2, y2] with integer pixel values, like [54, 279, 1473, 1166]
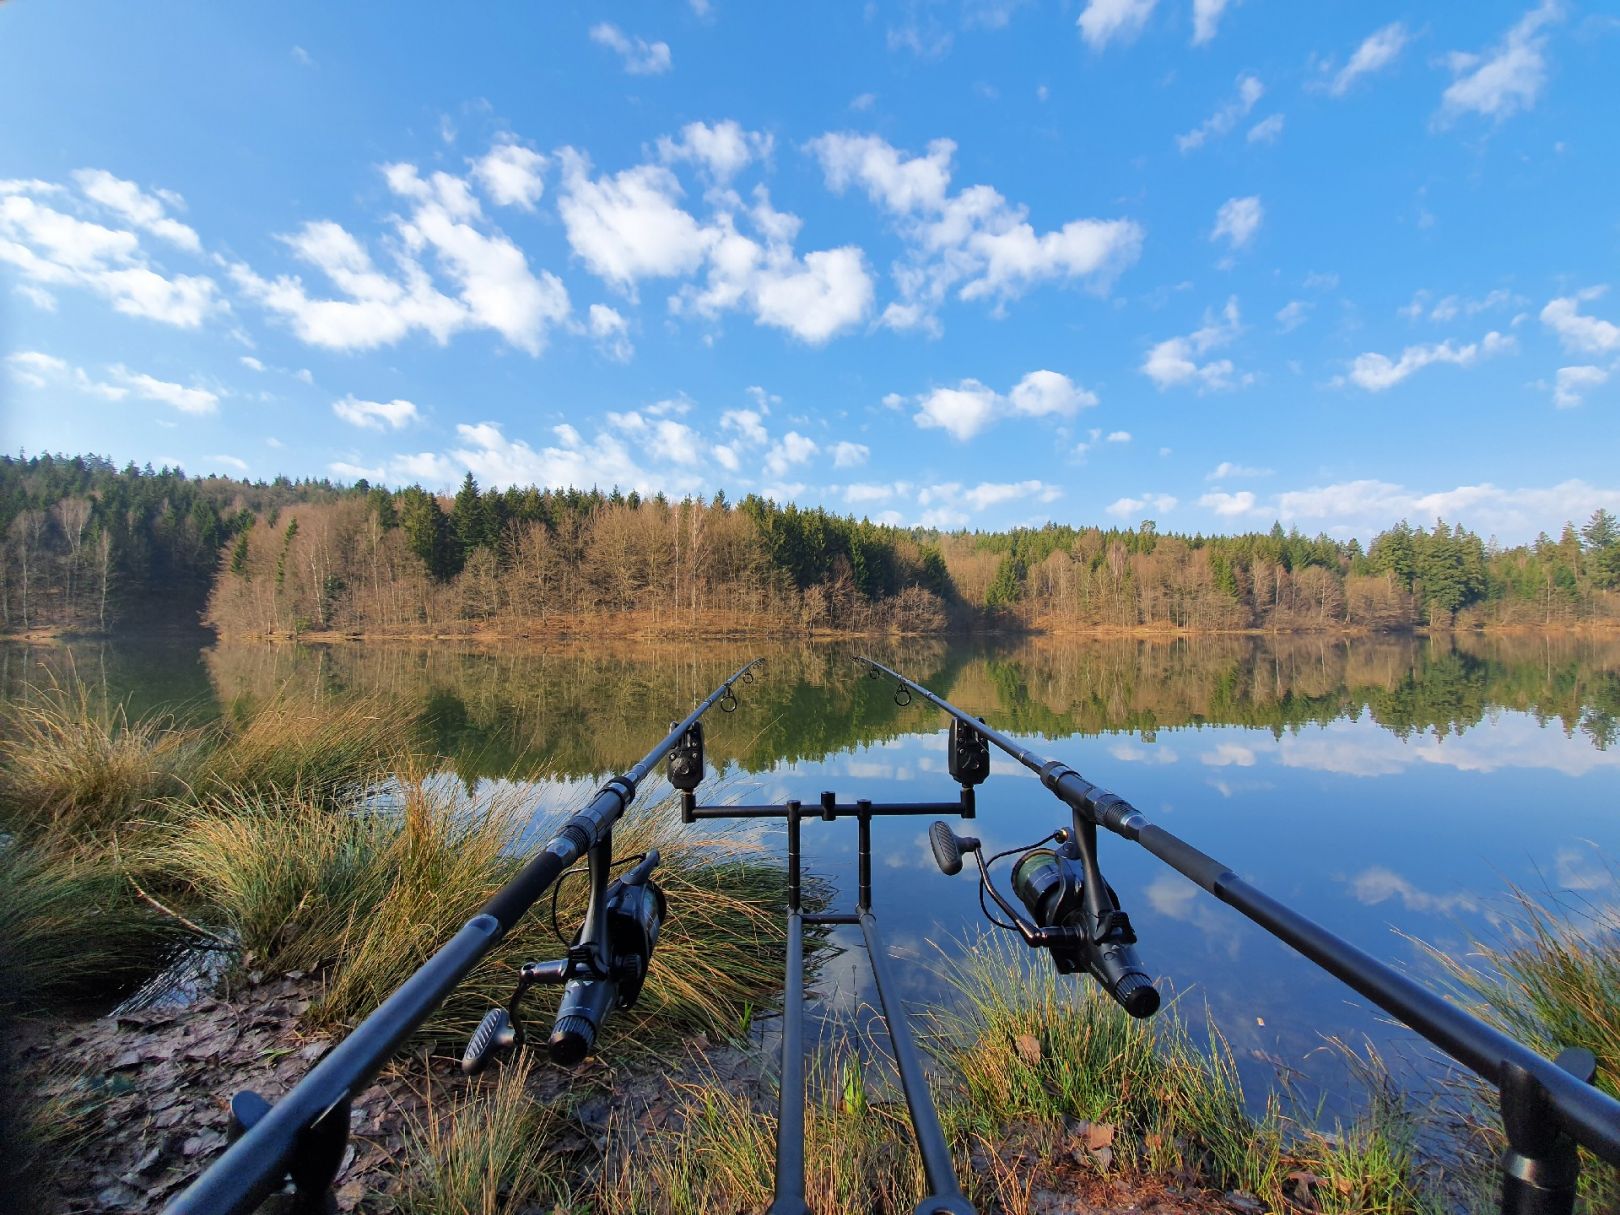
[164, 658, 765, 1215]
[856, 655, 1620, 1215]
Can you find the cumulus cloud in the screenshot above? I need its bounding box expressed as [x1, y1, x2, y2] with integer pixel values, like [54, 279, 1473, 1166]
[395, 418, 704, 499]
[831, 441, 870, 469]
[657, 120, 772, 184]
[1077, 0, 1156, 50]
[0, 176, 220, 327]
[1141, 297, 1248, 392]
[764, 431, 818, 476]
[1553, 365, 1609, 409]
[722, 407, 769, 447]
[232, 151, 569, 354]
[1437, 1, 1562, 126]
[472, 140, 546, 210]
[1107, 493, 1177, 519]
[557, 151, 712, 290]
[1275, 299, 1310, 332]
[918, 480, 1062, 524]
[1345, 330, 1514, 391]
[589, 23, 672, 75]
[1262, 477, 1620, 542]
[1177, 74, 1263, 152]
[332, 395, 420, 431]
[1400, 287, 1518, 323]
[808, 131, 1142, 331]
[1211, 195, 1263, 250]
[1198, 490, 1258, 516]
[1323, 22, 1409, 96]
[911, 369, 1096, 441]
[1541, 288, 1620, 356]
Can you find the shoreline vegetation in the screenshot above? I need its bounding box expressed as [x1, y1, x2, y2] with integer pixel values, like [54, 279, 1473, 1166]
[4, 454, 1620, 644]
[0, 679, 1617, 1210]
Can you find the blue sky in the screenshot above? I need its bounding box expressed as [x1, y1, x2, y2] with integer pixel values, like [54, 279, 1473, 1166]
[2, 1, 1617, 541]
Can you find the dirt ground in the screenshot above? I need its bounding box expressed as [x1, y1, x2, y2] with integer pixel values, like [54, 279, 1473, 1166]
[7, 972, 1256, 1215]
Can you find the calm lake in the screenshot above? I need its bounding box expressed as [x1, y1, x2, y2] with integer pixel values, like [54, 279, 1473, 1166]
[6, 630, 1618, 1113]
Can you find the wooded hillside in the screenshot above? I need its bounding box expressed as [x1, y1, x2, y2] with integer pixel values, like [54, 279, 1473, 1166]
[3, 454, 1618, 637]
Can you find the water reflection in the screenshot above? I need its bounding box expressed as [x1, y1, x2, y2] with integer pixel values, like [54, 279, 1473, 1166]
[5, 630, 1618, 1111]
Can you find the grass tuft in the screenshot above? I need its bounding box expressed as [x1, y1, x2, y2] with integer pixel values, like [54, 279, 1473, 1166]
[397, 1049, 575, 1215]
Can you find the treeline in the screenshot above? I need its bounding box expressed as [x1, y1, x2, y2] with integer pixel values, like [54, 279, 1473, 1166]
[941, 514, 1620, 631]
[0, 454, 349, 632]
[4, 453, 1619, 637]
[205, 473, 953, 637]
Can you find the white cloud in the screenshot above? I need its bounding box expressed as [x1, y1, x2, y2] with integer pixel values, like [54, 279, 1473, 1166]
[109, 365, 220, 414]
[1275, 299, 1310, 332]
[677, 190, 874, 344]
[233, 160, 569, 354]
[1553, 365, 1609, 409]
[1106, 430, 1131, 443]
[0, 178, 220, 327]
[657, 120, 772, 183]
[1198, 490, 1258, 516]
[963, 481, 1062, 510]
[654, 419, 703, 465]
[6, 350, 67, 387]
[721, 408, 769, 447]
[13, 282, 57, 311]
[329, 461, 384, 482]
[1246, 114, 1285, 144]
[808, 131, 1142, 330]
[207, 455, 249, 473]
[1207, 461, 1272, 481]
[333, 395, 420, 431]
[1191, 0, 1236, 46]
[557, 151, 712, 290]
[1350, 867, 1478, 915]
[1200, 743, 1255, 767]
[1324, 22, 1409, 96]
[398, 418, 703, 499]
[1401, 287, 1518, 323]
[239, 355, 266, 372]
[1438, 1, 1562, 126]
[1142, 297, 1248, 392]
[1177, 74, 1263, 153]
[1107, 493, 1177, 518]
[71, 169, 200, 252]
[472, 140, 546, 210]
[1263, 477, 1620, 542]
[1541, 288, 1620, 356]
[712, 444, 740, 472]
[1345, 330, 1515, 391]
[589, 23, 673, 75]
[1008, 369, 1098, 417]
[1077, 0, 1157, 50]
[911, 369, 1095, 441]
[764, 431, 818, 476]
[1211, 195, 1263, 250]
[831, 441, 870, 469]
[588, 303, 633, 361]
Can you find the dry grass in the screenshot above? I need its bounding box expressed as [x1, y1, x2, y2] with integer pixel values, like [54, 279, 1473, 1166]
[396, 1050, 575, 1215]
[198, 692, 415, 802]
[0, 680, 204, 844]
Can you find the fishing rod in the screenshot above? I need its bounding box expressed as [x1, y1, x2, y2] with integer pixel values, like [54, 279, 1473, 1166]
[856, 654, 1620, 1215]
[164, 658, 764, 1215]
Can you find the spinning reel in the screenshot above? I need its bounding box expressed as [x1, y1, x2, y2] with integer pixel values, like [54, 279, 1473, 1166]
[463, 840, 666, 1072]
[929, 721, 1159, 1019]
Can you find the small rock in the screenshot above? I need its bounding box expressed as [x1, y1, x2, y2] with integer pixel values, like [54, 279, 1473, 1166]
[1225, 1191, 1264, 1215]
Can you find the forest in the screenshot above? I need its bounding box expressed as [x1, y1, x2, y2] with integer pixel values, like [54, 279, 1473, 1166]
[3, 452, 1618, 637]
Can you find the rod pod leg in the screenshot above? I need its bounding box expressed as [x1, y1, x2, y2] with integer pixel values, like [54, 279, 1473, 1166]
[1500, 1048, 1596, 1215]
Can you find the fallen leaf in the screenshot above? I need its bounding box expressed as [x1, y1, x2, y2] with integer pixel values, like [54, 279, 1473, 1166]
[1013, 1034, 1042, 1065]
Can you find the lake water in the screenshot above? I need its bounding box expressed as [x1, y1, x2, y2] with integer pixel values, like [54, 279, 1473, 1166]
[6, 631, 1618, 1114]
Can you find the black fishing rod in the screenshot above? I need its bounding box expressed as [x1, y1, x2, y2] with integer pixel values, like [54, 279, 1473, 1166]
[856, 655, 1620, 1215]
[164, 658, 763, 1215]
